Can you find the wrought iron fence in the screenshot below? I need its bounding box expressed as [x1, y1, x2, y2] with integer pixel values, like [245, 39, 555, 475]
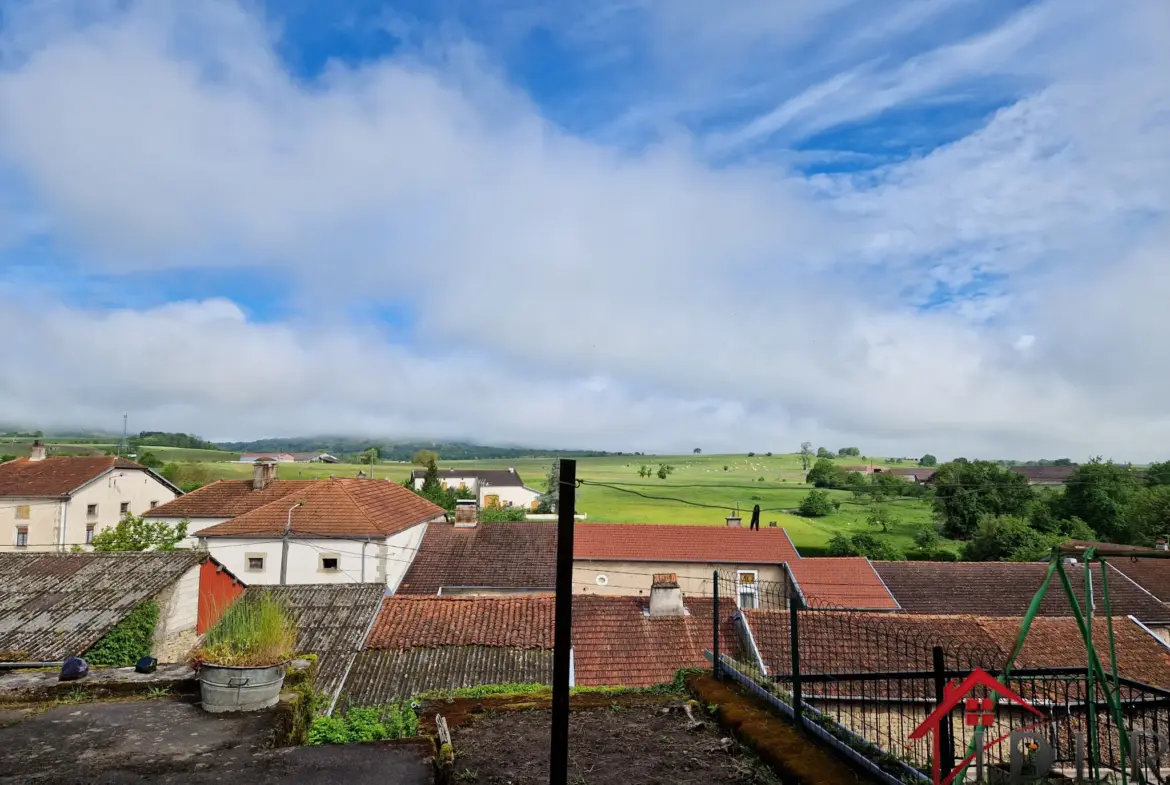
[706, 569, 1170, 784]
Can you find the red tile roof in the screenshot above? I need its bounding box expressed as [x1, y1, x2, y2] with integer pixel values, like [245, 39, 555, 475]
[742, 611, 1170, 687]
[572, 595, 735, 687]
[574, 522, 800, 563]
[0, 456, 151, 498]
[397, 520, 557, 595]
[792, 557, 899, 610]
[872, 561, 1170, 622]
[1105, 558, 1170, 604]
[367, 596, 555, 649]
[146, 479, 316, 518]
[364, 594, 737, 688]
[197, 479, 445, 538]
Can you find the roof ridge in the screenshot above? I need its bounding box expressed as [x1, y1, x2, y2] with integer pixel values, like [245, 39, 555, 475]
[332, 477, 384, 532]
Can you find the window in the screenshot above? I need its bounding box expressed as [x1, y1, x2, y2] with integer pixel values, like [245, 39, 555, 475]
[85, 525, 95, 544]
[245, 553, 266, 572]
[15, 505, 30, 520]
[119, 502, 130, 515]
[149, 500, 158, 509]
[737, 571, 759, 610]
[86, 504, 98, 517]
[15, 527, 28, 548]
[319, 554, 340, 572]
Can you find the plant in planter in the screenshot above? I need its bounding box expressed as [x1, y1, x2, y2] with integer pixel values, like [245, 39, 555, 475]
[193, 595, 297, 714]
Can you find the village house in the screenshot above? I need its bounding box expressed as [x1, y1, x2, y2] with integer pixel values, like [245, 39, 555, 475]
[398, 508, 899, 611]
[148, 461, 446, 587]
[0, 551, 243, 664]
[409, 467, 541, 510]
[0, 441, 179, 552]
[1009, 464, 1078, 485]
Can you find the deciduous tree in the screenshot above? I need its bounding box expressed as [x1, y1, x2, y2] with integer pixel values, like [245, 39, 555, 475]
[91, 514, 188, 552]
[931, 460, 1033, 539]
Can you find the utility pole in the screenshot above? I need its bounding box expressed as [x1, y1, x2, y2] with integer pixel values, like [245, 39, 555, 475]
[119, 412, 128, 457]
[550, 459, 576, 785]
[280, 502, 302, 585]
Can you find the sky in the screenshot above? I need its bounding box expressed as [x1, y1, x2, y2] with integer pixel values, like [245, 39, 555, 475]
[0, 0, 1167, 460]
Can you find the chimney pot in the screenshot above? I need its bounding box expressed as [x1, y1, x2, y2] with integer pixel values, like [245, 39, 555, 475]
[649, 573, 684, 617]
[29, 440, 47, 462]
[252, 459, 278, 490]
[454, 499, 478, 528]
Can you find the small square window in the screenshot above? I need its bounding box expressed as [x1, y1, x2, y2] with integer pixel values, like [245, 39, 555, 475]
[15, 527, 28, 548]
[15, 505, 30, 520]
[86, 504, 98, 517]
[246, 553, 266, 571]
[319, 554, 340, 572]
[119, 502, 130, 515]
[86, 525, 95, 544]
[149, 500, 158, 509]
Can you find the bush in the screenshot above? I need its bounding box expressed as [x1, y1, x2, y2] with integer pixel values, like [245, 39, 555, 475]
[308, 703, 420, 745]
[85, 602, 159, 666]
[962, 515, 1053, 562]
[912, 524, 940, 550]
[905, 548, 959, 562]
[798, 490, 835, 517]
[480, 506, 526, 522]
[195, 594, 296, 666]
[827, 532, 903, 560]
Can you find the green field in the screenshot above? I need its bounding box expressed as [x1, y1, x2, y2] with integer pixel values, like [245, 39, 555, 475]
[198, 452, 942, 554]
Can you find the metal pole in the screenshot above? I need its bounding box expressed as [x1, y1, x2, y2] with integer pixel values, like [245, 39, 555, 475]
[933, 646, 954, 779]
[280, 502, 301, 586]
[713, 571, 720, 681]
[550, 459, 576, 785]
[790, 594, 802, 732]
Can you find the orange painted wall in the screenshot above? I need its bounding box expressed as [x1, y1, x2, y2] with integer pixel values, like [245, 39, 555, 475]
[197, 558, 246, 634]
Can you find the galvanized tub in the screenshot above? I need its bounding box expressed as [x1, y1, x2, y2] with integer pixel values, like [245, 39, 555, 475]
[198, 662, 287, 713]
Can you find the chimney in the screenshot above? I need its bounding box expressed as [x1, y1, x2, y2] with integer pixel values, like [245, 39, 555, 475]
[454, 499, 478, 528]
[725, 514, 742, 527]
[1158, 536, 1168, 552]
[29, 440, 46, 462]
[649, 574, 685, 617]
[252, 459, 278, 491]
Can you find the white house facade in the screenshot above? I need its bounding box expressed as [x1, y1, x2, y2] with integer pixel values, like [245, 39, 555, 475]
[409, 468, 542, 510]
[0, 442, 179, 552]
[149, 461, 446, 587]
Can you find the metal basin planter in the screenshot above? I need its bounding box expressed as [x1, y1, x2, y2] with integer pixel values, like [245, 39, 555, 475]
[198, 661, 287, 713]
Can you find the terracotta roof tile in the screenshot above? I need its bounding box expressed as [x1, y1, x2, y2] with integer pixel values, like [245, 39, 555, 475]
[367, 596, 555, 649]
[1104, 558, 1170, 603]
[397, 520, 556, 595]
[0, 456, 151, 498]
[363, 594, 737, 688]
[572, 595, 736, 687]
[197, 479, 446, 538]
[873, 561, 1170, 622]
[742, 610, 1170, 689]
[791, 557, 899, 610]
[146, 479, 315, 518]
[574, 522, 800, 563]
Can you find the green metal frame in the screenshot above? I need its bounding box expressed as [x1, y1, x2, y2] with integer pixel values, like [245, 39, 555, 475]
[952, 544, 1170, 784]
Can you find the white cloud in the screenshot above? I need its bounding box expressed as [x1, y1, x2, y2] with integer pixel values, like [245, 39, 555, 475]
[0, 0, 1167, 460]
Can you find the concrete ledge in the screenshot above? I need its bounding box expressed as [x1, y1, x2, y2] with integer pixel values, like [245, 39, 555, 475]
[0, 663, 197, 704]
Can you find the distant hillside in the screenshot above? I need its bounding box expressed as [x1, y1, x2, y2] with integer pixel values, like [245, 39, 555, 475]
[214, 437, 618, 461]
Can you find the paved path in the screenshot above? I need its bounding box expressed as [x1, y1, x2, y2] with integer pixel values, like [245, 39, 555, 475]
[0, 698, 432, 784]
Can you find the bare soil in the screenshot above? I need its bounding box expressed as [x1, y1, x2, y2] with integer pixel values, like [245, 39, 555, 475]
[450, 701, 787, 785]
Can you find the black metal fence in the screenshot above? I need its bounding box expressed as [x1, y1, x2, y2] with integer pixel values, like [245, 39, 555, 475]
[708, 570, 1170, 783]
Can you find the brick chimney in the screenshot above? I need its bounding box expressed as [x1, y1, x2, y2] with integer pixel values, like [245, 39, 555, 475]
[29, 440, 46, 462]
[252, 458, 278, 491]
[454, 499, 478, 528]
[725, 514, 742, 527]
[649, 573, 684, 617]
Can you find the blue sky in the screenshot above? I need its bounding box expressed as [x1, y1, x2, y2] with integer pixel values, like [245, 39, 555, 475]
[0, 0, 1167, 459]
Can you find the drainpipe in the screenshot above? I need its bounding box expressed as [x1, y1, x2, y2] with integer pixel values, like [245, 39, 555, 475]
[361, 540, 369, 582]
[58, 499, 69, 552]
